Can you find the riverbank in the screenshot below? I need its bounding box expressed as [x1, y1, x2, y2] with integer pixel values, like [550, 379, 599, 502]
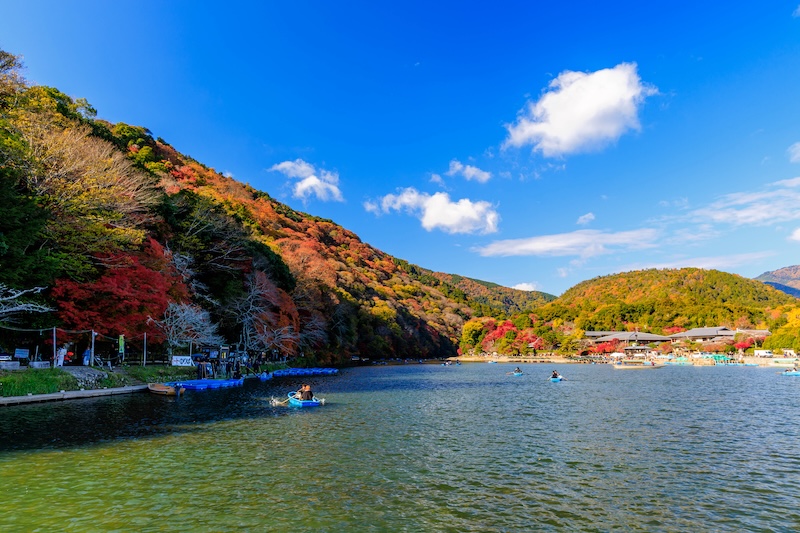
[450, 355, 590, 364]
[0, 385, 148, 406]
[0, 365, 278, 406]
[449, 354, 781, 367]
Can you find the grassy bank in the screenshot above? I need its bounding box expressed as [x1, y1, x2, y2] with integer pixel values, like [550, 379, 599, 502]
[121, 365, 197, 384]
[0, 368, 79, 397]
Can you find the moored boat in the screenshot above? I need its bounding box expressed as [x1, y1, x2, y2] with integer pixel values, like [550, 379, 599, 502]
[172, 378, 244, 390]
[148, 382, 185, 396]
[612, 360, 663, 370]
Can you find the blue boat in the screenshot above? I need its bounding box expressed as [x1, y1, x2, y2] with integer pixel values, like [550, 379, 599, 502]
[272, 367, 339, 377]
[781, 370, 800, 376]
[173, 378, 244, 390]
[550, 376, 563, 382]
[513, 372, 524, 376]
[287, 392, 323, 407]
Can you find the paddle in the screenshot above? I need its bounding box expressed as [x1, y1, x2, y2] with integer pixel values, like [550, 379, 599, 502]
[270, 396, 290, 406]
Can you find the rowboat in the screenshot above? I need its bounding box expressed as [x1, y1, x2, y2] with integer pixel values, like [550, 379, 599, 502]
[550, 376, 563, 382]
[513, 372, 524, 376]
[287, 392, 324, 407]
[148, 383, 185, 396]
[780, 370, 800, 376]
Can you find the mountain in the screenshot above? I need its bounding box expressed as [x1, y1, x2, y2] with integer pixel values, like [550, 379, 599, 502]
[3, 49, 797, 365]
[755, 266, 800, 293]
[0, 49, 547, 364]
[535, 268, 796, 333]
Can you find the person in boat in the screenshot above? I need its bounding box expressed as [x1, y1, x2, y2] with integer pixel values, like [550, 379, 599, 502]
[514, 367, 522, 374]
[296, 384, 314, 400]
[551, 370, 561, 379]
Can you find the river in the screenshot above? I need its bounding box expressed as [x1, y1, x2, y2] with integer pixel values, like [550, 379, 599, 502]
[1, 363, 799, 532]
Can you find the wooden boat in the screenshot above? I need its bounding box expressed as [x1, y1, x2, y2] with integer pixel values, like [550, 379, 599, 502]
[287, 392, 323, 407]
[612, 360, 663, 370]
[148, 382, 185, 396]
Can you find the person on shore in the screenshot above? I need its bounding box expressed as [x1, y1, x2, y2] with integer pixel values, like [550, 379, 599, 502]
[82, 348, 91, 366]
[55, 345, 66, 367]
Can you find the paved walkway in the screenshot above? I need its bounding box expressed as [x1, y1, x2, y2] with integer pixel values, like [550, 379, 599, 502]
[0, 385, 148, 406]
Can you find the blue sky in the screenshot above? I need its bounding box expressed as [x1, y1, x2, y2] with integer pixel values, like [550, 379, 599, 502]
[3, 1, 800, 295]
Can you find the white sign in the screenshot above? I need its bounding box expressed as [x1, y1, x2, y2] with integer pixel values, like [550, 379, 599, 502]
[14, 348, 29, 359]
[171, 356, 194, 367]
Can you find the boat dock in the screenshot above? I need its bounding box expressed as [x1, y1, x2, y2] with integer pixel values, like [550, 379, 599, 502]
[0, 385, 148, 406]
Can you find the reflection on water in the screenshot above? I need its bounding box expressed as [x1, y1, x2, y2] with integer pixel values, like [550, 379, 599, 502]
[2, 364, 800, 531]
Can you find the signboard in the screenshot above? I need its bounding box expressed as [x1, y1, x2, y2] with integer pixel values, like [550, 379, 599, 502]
[171, 356, 194, 367]
[14, 348, 30, 359]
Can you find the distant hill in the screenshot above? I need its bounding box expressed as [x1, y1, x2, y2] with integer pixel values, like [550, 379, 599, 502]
[536, 268, 796, 333]
[762, 282, 800, 298]
[428, 272, 556, 315]
[755, 265, 800, 292]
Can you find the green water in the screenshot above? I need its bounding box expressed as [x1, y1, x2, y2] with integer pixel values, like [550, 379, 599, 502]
[2, 364, 800, 531]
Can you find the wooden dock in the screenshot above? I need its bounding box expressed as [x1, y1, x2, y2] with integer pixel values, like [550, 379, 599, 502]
[0, 385, 148, 406]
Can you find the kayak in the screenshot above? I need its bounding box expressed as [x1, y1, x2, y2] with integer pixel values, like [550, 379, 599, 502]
[287, 392, 323, 407]
[550, 376, 563, 382]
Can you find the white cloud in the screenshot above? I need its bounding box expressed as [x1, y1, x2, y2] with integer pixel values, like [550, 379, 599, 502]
[789, 228, 800, 242]
[788, 142, 800, 162]
[504, 62, 658, 157]
[793, 5, 800, 17]
[430, 173, 445, 186]
[773, 176, 800, 187]
[475, 228, 658, 258]
[269, 159, 344, 202]
[576, 212, 595, 225]
[223, 171, 234, 178]
[692, 188, 800, 226]
[366, 187, 499, 234]
[512, 282, 538, 291]
[446, 159, 492, 183]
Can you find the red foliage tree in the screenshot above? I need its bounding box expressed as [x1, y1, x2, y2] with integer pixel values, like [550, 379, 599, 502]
[481, 320, 517, 352]
[592, 338, 621, 354]
[51, 239, 188, 338]
[734, 337, 754, 351]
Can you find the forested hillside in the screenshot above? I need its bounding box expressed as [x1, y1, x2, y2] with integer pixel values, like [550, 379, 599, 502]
[5, 48, 800, 365]
[0, 50, 529, 364]
[543, 268, 794, 331]
[458, 268, 798, 357]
